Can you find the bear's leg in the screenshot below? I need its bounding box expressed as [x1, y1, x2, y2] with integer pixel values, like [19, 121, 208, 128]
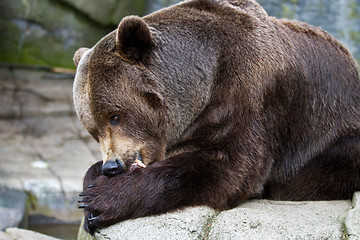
[264, 135, 360, 200]
[79, 150, 271, 234]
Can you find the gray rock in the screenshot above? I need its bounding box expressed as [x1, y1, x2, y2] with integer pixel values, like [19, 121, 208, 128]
[0, 68, 99, 223]
[345, 192, 360, 240]
[0, 207, 25, 232]
[62, 0, 146, 26]
[5, 228, 61, 240]
[0, 0, 112, 68]
[0, 231, 12, 240]
[0, 68, 74, 119]
[208, 199, 351, 240]
[96, 206, 217, 240]
[77, 198, 357, 240]
[0, 0, 148, 68]
[77, 206, 217, 240]
[0, 188, 27, 231]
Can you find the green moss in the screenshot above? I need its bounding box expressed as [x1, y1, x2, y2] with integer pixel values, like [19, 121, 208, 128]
[336, 30, 346, 39]
[25, 190, 38, 211]
[349, 31, 360, 43]
[0, 0, 114, 68]
[0, 19, 77, 68]
[341, 221, 350, 240]
[349, 2, 360, 20]
[281, 4, 295, 19]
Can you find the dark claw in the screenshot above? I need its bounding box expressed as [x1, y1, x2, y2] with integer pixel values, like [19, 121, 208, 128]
[79, 193, 86, 197]
[87, 184, 95, 188]
[78, 197, 91, 203]
[88, 216, 97, 222]
[84, 219, 93, 234]
[78, 204, 88, 209]
[88, 213, 97, 223]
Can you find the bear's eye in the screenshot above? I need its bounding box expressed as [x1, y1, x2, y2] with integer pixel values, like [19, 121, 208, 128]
[109, 115, 121, 126]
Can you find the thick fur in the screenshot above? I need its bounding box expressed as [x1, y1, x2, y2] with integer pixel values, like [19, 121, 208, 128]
[74, 0, 360, 234]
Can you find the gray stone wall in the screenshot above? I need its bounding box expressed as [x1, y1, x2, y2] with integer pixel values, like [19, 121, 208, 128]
[0, 0, 145, 68]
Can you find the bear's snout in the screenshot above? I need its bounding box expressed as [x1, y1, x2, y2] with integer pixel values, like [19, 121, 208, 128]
[102, 159, 124, 176]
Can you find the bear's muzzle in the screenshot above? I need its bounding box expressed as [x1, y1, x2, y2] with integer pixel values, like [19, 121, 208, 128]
[102, 159, 124, 176]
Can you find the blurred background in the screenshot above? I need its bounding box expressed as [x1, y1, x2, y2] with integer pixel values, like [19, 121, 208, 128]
[0, 0, 359, 240]
[0, 0, 359, 69]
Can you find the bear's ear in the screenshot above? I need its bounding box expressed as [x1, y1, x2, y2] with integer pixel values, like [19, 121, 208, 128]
[143, 91, 163, 110]
[116, 16, 155, 64]
[73, 47, 89, 68]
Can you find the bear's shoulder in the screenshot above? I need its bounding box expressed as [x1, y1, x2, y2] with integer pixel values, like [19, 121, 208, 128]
[279, 18, 352, 57]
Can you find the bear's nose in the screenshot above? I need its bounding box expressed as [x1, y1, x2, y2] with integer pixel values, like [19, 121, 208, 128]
[102, 159, 124, 176]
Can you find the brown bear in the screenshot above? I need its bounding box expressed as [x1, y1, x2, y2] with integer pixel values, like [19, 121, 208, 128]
[73, 0, 360, 234]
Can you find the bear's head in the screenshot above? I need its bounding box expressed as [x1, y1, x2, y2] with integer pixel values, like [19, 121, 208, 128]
[73, 14, 217, 176]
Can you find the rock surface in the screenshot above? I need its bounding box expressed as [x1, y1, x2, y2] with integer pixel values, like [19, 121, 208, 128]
[1, 228, 60, 240]
[345, 192, 360, 240]
[62, 0, 146, 26]
[0, 188, 27, 231]
[208, 200, 351, 240]
[0, 0, 145, 68]
[0, 67, 100, 226]
[94, 207, 217, 240]
[77, 197, 360, 240]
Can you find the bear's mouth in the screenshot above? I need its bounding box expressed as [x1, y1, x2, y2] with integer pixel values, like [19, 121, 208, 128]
[130, 154, 147, 171]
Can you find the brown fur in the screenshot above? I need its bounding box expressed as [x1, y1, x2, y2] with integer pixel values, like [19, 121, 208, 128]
[74, 0, 360, 234]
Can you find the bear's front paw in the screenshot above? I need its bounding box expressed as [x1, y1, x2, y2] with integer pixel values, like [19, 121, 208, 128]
[78, 184, 101, 234]
[78, 176, 120, 234]
[78, 171, 145, 234]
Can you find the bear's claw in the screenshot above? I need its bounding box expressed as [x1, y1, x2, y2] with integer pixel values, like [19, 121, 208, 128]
[84, 213, 99, 234]
[78, 191, 94, 211]
[78, 195, 91, 201]
[88, 214, 97, 222]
